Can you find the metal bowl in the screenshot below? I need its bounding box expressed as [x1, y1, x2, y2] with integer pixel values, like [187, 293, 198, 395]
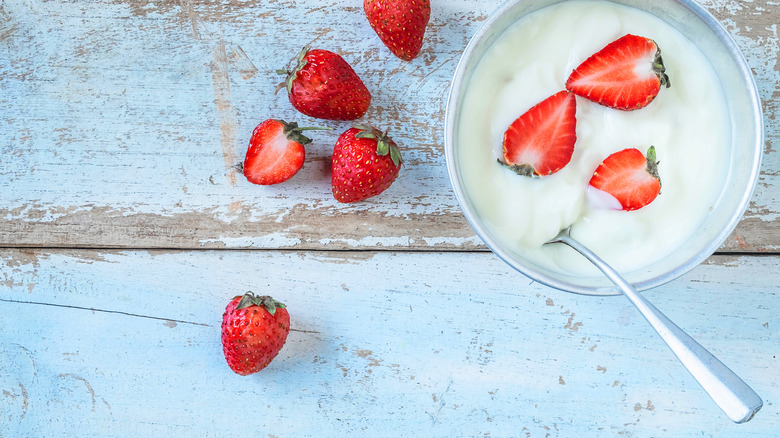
[444, 0, 763, 295]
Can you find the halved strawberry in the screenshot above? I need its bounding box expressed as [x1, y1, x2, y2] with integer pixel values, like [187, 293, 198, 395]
[243, 119, 329, 185]
[499, 91, 577, 177]
[588, 146, 661, 211]
[566, 34, 670, 110]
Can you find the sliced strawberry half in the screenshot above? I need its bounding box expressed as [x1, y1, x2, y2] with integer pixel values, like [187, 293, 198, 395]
[499, 90, 577, 177]
[566, 34, 670, 111]
[243, 119, 329, 185]
[588, 146, 661, 211]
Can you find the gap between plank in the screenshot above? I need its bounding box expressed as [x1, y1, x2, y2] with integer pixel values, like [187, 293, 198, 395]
[0, 246, 495, 254]
[0, 247, 776, 256]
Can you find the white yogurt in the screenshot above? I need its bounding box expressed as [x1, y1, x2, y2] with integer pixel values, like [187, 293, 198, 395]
[457, 0, 730, 277]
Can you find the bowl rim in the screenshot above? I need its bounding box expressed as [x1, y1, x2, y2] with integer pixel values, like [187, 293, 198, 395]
[443, 0, 764, 296]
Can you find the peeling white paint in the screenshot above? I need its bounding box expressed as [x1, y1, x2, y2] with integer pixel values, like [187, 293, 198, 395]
[318, 236, 412, 248]
[420, 236, 484, 247]
[198, 234, 302, 248]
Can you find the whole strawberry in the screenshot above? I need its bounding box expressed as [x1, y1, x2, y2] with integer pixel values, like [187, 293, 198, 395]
[566, 34, 670, 110]
[332, 125, 402, 203]
[243, 119, 330, 185]
[364, 0, 431, 61]
[221, 292, 290, 376]
[278, 46, 371, 121]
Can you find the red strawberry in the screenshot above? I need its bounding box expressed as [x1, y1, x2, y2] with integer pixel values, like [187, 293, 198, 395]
[566, 34, 670, 110]
[221, 292, 290, 376]
[364, 0, 431, 61]
[500, 91, 577, 177]
[243, 119, 330, 185]
[588, 146, 661, 211]
[332, 125, 402, 203]
[278, 47, 371, 121]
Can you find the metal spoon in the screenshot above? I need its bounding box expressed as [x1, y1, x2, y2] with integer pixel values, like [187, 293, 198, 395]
[546, 227, 763, 423]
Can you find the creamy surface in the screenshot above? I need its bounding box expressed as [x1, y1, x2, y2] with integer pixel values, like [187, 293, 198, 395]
[457, 0, 730, 277]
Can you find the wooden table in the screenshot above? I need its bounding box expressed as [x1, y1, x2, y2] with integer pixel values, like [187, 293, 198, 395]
[1, 0, 778, 436]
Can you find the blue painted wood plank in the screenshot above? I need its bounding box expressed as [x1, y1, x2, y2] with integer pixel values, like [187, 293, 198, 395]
[1, 250, 777, 436]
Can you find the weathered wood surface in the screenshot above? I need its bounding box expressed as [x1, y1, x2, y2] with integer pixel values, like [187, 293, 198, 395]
[1, 249, 778, 436]
[0, 0, 777, 251]
[1, 0, 779, 436]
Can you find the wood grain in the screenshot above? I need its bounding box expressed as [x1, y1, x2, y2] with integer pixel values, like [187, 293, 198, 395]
[1, 249, 778, 436]
[0, 0, 777, 251]
[1, 1, 777, 435]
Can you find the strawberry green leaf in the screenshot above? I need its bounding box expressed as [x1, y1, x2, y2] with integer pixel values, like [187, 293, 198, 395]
[645, 145, 660, 183]
[389, 145, 402, 167]
[376, 139, 390, 156]
[261, 296, 287, 315]
[236, 293, 256, 311]
[355, 131, 377, 139]
[235, 292, 287, 315]
[297, 45, 310, 64]
[352, 124, 401, 166]
[646, 145, 657, 163]
[280, 46, 312, 94]
[262, 297, 280, 315]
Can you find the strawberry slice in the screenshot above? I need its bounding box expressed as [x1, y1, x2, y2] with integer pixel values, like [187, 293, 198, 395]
[588, 146, 661, 211]
[500, 90, 577, 177]
[243, 119, 329, 185]
[566, 34, 670, 110]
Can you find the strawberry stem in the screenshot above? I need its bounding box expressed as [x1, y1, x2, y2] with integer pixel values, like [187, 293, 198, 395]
[296, 126, 333, 132]
[278, 120, 331, 145]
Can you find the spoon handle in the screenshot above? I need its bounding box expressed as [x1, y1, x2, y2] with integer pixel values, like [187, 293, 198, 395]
[557, 233, 762, 423]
